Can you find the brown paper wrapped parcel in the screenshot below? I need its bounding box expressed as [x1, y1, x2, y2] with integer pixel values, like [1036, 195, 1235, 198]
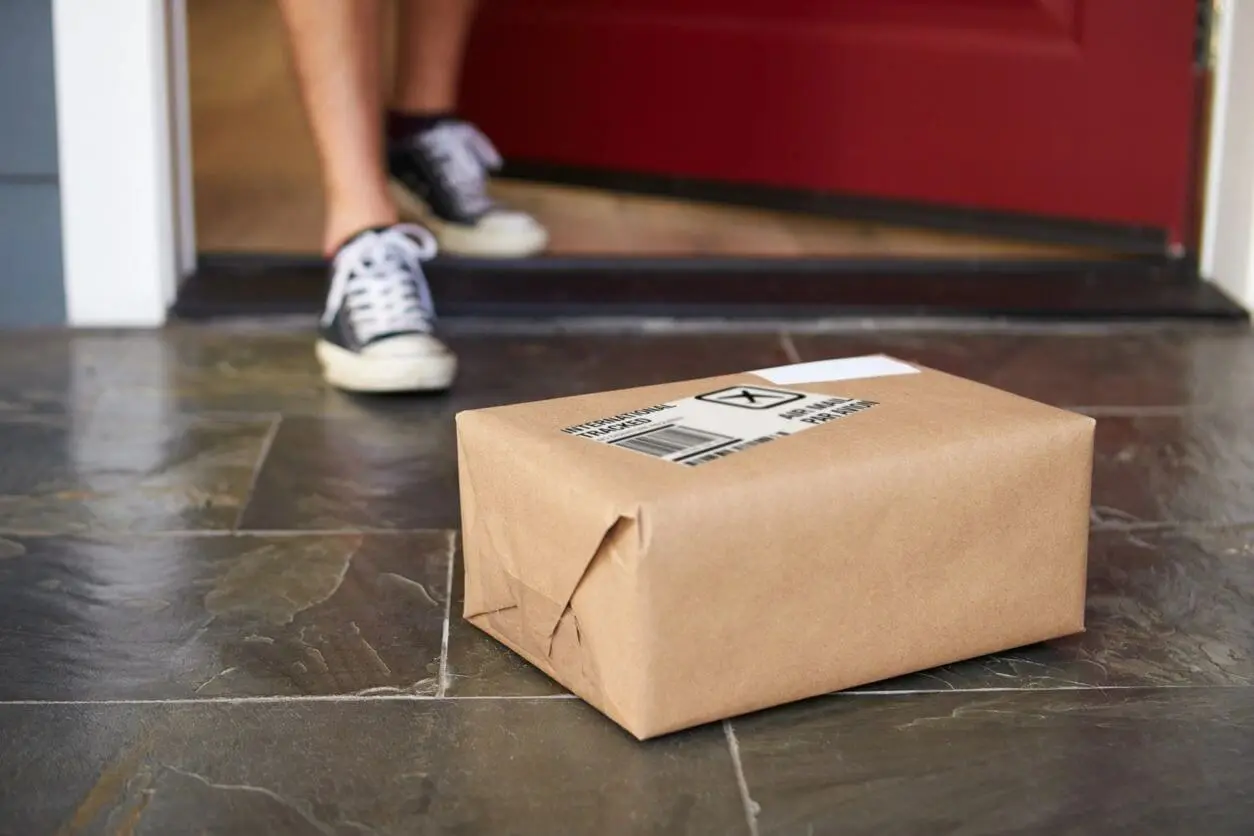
[456, 355, 1095, 739]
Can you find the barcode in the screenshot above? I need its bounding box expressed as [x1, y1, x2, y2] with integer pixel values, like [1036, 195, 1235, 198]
[612, 425, 736, 458]
[681, 432, 790, 467]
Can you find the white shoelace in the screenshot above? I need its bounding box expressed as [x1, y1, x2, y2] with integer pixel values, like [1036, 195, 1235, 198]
[416, 122, 503, 217]
[323, 224, 439, 345]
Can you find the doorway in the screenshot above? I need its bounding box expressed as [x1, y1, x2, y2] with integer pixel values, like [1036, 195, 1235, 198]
[190, 0, 1116, 263]
[59, 0, 1246, 323]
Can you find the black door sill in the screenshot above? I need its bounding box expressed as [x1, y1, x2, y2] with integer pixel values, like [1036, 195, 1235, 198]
[173, 254, 1248, 322]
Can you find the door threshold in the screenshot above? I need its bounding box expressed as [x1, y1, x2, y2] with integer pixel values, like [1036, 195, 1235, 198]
[174, 254, 1248, 322]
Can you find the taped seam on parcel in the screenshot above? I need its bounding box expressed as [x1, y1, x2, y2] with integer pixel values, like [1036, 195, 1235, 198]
[470, 607, 627, 725]
[462, 506, 644, 661]
[541, 570, 630, 725]
[534, 507, 643, 656]
[551, 606, 621, 719]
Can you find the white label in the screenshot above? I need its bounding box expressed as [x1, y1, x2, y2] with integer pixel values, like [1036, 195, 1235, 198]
[754, 354, 917, 386]
[561, 384, 877, 467]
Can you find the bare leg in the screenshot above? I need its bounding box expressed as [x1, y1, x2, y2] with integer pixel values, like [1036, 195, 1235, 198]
[277, 0, 395, 253]
[392, 0, 480, 114]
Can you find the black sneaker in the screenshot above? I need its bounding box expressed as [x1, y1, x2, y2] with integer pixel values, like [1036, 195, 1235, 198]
[316, 224, 457, 393]
[387, 119, 548, 258]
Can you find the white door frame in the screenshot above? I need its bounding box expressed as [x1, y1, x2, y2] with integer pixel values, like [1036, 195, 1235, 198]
[168, 0, 198, 280]
[51, 0, 1254, 327]
[52, 0, 194, 327]
[1202, 0, 1254, 308]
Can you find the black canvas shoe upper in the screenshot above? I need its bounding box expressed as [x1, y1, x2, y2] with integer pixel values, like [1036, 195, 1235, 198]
[387, 120, 504, 225]
[319, 224, 440, 353]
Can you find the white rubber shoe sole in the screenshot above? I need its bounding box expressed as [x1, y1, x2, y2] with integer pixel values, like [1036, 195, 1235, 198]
[390, 179, 549, 258]
[316, 339, 457, 393]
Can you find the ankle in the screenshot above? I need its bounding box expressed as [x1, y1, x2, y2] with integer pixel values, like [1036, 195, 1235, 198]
[386, 109, 457, 142]
[323, 204, 398, 256]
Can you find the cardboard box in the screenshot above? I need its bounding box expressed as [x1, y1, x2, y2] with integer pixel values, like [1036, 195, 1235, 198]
[456, 355, 1095, 739]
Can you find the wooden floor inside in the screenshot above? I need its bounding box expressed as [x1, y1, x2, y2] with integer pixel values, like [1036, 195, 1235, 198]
[189, 0, 1099, 261]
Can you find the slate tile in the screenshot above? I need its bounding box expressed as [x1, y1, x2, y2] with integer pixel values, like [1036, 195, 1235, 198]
[0, 532, 451, 699]
[0, 700, 749, 835]
[0, 413, 273, 534]
[733, 688, 1254, 836]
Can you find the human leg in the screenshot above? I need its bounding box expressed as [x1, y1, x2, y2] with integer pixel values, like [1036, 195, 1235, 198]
[277, 0, 394, 253]
[277, 0, 456, 392]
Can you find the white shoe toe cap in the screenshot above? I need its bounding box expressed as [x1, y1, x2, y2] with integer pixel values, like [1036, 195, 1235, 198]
[358, 333, 452, 359]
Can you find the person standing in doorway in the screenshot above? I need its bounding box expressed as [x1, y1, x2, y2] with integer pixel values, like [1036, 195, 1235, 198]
[277, 0, 547, 393]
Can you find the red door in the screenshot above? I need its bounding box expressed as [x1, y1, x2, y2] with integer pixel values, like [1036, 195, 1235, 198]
[460, 0, 1200, 245]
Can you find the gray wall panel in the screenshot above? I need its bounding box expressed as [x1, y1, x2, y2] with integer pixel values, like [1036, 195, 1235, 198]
[0, 0, 65, 325]
[0, 182, 66, 327]
[0, 0, 59, 177]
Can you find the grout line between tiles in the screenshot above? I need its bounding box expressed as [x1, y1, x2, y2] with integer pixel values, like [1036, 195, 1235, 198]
[229, 529, 456, 536]
[0, 529, 463, 539]
[232, 414, 282, 531]
[0, 684, 1244, 709]
[1089, 522, 1180, 534]
[0, 695, 581, 707]
[778, 332, 802, 364]
[1086, 519, 1254, 534]
[834, 684, 1247, 696]
[437, 531, 457, 698]
[723, 720, 761, 836]
[6, 520, 1254, 540]
[1071, 404, 1235, 417]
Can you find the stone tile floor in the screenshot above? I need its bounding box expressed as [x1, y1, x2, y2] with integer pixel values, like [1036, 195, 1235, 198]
[1, 322, 1253, 834]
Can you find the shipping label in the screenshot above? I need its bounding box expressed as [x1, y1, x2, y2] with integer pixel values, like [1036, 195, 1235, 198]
[561, 384, 877, 467]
